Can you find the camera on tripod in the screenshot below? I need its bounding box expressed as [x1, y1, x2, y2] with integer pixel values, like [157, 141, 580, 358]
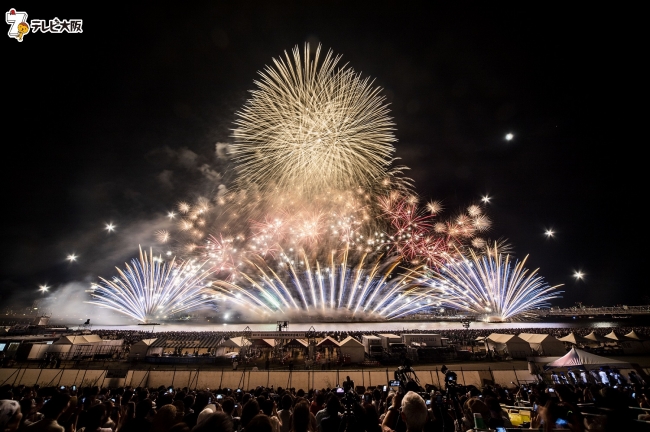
[441, 365, 458, 387]
[341, 389, 360, 415]
[394, 359, 424, 394]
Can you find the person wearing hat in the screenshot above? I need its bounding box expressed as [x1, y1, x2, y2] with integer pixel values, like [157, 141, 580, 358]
[0, 400, 22, 432]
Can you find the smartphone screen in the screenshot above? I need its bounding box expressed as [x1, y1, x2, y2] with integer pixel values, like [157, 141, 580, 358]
[71, 385, 77, 391]
[389, 380, 400, 387]
[382, 386, 387, 392]
[426, 399, 431, 406]
[496, 428, 507, 432]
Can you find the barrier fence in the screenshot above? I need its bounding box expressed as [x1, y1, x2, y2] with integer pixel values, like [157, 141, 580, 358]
[0, 366, 582, 389]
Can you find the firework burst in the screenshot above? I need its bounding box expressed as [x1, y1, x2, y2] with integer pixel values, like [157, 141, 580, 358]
[212, 249, 437, 321]
[87, 247, 217, 323]
[423, 244, 563, 321]
[232, 44, 399, 195]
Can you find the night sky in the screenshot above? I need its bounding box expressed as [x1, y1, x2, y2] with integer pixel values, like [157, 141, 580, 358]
[2, 3, 643, 311]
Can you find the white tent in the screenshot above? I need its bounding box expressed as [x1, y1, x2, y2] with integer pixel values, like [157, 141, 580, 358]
[557, 332, 591, 345]
[52, 335, 89, 345]
[485, 334, 532, 359]
[583, 332, 609, 343]
[214, 336, 243, 356]
[339, 336, 365, 363]
[545, 347, 630, 369]
[519, 333, 567, 356]
[625, 330, 644, 340]
[82, 334, 103, 343]
[128, 338, 161, 359]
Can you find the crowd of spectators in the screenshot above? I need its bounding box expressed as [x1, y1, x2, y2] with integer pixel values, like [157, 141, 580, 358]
[1, 367, 649, 432]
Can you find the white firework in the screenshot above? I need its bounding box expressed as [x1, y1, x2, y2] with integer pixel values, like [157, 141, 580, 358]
[232, 43, 396, 194]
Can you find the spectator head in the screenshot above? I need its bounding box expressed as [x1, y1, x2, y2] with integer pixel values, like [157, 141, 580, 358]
[240, 399, 260, 429]
[221, 397, 235, 415]
[135, 398, 154, 420]
[292, 401, 311, 432]
[246, 414, 273, 432]
[191, 411, 234, 432]
[0, 400, 22, 432]
[41, 393, 71, 420]
[326, 393, 341, 415]
[183, 395, 194, 412]
[281, 394, 293, 411]
[151, 404, 178, 432]
[194, 391, 210, 412]
[401, 391, 428, 432]
[261, 399, 274, 416]
[84, 404, 108, 431]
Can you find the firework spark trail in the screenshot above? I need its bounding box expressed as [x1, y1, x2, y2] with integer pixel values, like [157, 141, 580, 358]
[232, 44, 399, 195]
[211, 249, 436, 320]
[87, 247, 217, 322]
[422, 244, 563, 320]
[378, 192, 494, 266]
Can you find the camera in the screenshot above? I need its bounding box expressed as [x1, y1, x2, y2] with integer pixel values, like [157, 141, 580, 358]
[393, 360, 424, 394]
[340, 389, 360, 415]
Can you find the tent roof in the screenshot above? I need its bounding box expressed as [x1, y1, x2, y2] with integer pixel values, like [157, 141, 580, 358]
[317, 336, 340, 347]
[132, 338, 157, 346]
[557, 333, 589, 344]
[519, 333, 555, 343]
[625, 330, 644, 341]
[604, 331, 636, 342]
[250, 339, 276, 347]
[219, 337, 243, 348]
[378, 333, 400, 338]
[284, 339, 308, 348]
[83, 334, 102, 343]
[487, 333, 522, 343]
[339, 336, 363, 347]
[583, 332, 609, 342]
[54, 335, 88, 345]
[545, 347, 629, 369]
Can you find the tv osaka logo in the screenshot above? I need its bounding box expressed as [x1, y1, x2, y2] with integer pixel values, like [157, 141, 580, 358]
[6, 8, 83, 42]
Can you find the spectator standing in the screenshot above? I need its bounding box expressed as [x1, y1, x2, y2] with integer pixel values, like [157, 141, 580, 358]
[25, 393, 71, 432]
[399, 391, 428, 432]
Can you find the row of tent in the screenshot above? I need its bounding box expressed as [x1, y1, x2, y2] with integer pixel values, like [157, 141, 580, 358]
[482, 330, 648, 359]
[128, 335, 367, 363]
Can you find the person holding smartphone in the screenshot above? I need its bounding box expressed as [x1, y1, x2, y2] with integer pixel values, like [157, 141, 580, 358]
[484, 396, 513, 429]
